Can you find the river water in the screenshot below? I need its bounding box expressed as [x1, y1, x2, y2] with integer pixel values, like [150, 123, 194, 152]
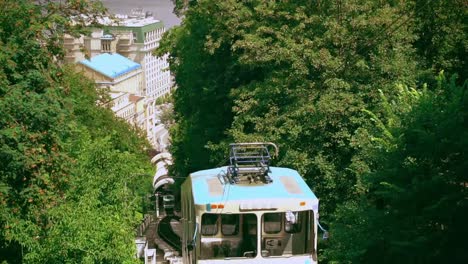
[100, 0, 182, 28]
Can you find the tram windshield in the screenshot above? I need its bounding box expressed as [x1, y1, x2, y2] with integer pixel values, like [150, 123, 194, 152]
[200, 213, 257, 259]
[261, 210, 314, 257]
[199, 210, 315, 259]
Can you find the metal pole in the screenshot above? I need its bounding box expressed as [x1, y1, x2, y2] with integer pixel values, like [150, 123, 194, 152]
[155, 193, 160, 218]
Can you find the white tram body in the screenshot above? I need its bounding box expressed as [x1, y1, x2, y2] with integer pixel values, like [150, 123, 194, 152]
[181, 144, 319, 264]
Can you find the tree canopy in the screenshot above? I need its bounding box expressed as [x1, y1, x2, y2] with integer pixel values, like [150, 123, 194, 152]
[0, 1, 152, 263]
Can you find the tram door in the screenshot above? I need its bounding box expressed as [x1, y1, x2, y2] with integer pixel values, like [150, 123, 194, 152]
[240, 214, 257, 257]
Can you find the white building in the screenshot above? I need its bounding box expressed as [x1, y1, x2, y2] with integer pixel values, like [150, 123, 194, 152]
[77, 53, 144, 95]
[110, 92, 136, 123]
[77, 53, 146, 130]
[64, 10, 172, 149]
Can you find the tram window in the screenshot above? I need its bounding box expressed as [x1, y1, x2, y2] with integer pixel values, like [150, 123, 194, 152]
[201, 214, 218, 236]
[200, 213, 257, 259]
[263, 213, 282, 234]
[285, 211, 302, 233]
[221, 214, 239, 236]
[261, 210, 314, 257]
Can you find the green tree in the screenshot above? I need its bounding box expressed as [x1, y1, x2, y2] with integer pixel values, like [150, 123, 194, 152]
[326, 74, 468, 263]
[159, 0, 418, 215]
[409, 0, 467, 81]
[0, 1, 152, 262]
[160, 1, 467, 262]
[26, 137, 146, 264]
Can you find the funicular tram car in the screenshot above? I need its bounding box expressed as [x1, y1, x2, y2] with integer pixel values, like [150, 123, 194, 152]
[181, 143, 319, 264]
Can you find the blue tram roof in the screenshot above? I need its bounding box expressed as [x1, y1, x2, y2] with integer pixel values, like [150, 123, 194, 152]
[189, 166, 317, 206]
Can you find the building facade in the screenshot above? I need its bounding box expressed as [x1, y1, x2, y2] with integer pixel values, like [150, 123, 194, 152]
[64, 13, 172, 100]
[78, 53, 146, 130]
[64, 11, 172, 149]
[77, 53, 144, 95]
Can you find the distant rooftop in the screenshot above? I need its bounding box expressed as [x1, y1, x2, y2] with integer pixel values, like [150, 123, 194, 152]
[98, 15, 161, 27]
[98, 8, 161, 27]
[129, 94, 144, 103]
[79, 53, 141, 79]
[74, 8, 164, 29]
[97, 14, 164, 43]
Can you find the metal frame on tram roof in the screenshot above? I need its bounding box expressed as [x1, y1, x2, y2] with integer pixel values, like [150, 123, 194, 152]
[227, 142, 279, 184]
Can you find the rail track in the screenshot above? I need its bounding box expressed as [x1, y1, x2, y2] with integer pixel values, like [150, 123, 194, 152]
[157, 214, 182, 253]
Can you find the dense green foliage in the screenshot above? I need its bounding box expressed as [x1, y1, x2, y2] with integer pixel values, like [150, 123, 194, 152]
[325, 76, 467, 263]
[0, 1, 152, 263]
[411, 0, 467, 81]
[161, 0, 420, 213]
[160, 0, 467, 262]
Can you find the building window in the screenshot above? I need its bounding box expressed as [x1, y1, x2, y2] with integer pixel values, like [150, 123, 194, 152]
[101, 39, 112, 52]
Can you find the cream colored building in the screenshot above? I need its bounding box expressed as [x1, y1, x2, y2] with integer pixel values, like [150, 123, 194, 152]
[64, 13, 171, 100]
[64, 11, 172, 149]
[108, 92, 146, 129]
[110, 92, 135, 123]
[77, 53, 144, 95]
[78, 53, 146, 130]
[130, 94, 146, 130]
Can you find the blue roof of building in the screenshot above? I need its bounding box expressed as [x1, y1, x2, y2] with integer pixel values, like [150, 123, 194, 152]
[190, 166, 318, 206]
[79, 53, 141, 79]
